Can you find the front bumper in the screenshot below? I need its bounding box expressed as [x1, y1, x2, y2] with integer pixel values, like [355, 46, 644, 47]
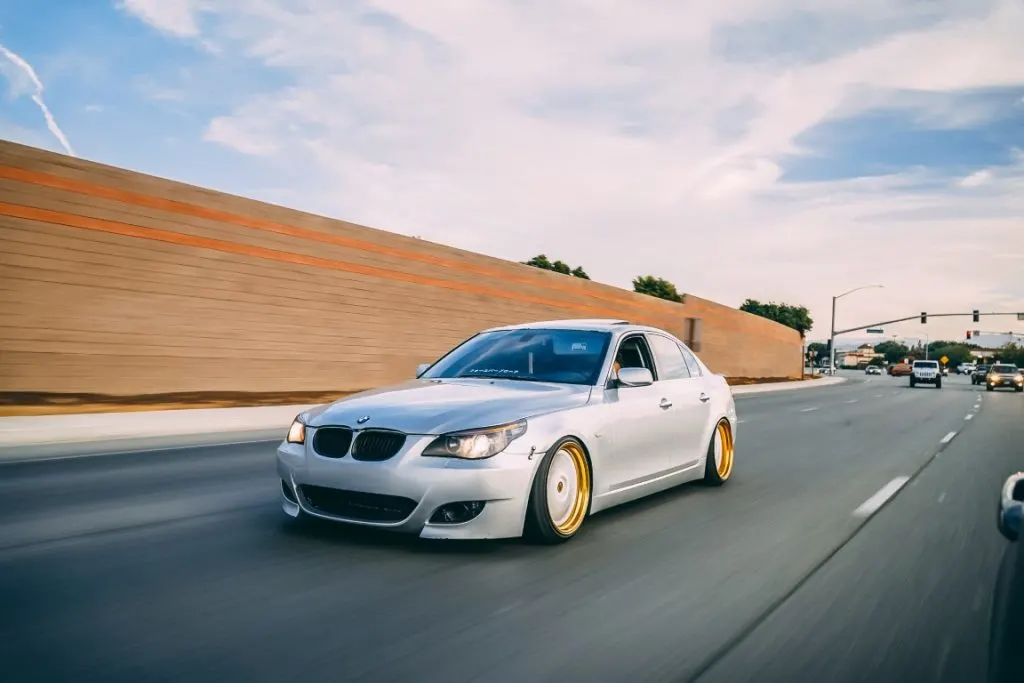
[988, 377, 1024, 389]
[912, 374, 939, 383]
[277, 432, 538, 539]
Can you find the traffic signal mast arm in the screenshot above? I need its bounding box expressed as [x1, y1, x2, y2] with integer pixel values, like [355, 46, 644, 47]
[833, 311, 1021, 336]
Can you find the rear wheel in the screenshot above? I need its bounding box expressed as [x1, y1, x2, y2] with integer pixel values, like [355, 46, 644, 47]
[702, 419, 734, 486]
[524, 437, 592, 544]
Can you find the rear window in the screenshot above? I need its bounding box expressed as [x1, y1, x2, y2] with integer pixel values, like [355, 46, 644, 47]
[913, 361, 938, 368]
[992, 365, 1018, 374]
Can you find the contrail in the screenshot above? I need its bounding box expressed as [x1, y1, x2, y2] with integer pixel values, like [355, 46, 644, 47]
[0, 42, 76, 156]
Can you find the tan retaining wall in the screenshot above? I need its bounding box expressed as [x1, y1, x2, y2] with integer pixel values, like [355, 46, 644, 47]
[0, 140, 802, 404]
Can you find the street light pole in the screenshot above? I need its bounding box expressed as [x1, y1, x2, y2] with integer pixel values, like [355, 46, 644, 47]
[829, 284, 885, 373]
[829, 296, 837, 374]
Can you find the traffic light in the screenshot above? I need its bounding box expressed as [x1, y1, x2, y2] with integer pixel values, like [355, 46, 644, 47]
[973, 309, 980, 323]
[921, 311, 927, 324]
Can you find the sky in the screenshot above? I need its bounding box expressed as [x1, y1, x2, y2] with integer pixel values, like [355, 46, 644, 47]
[1, 0, 1022, 345]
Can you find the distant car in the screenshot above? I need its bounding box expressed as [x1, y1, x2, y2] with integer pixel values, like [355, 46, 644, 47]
[988, 472, 1024, 682]
[277, 318, 738, 543]
[910, 359, 942, 388]
[985, 364, 1024, 393]
[865, 366, 883, 375]
[973, 365, 991, 385]
[890, 362, 913, 377]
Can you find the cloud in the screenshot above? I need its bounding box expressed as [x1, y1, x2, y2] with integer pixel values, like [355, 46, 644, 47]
[0, 43, 75, 156]
[115, 0, 1024, 341]
[116, 0, 202, 39]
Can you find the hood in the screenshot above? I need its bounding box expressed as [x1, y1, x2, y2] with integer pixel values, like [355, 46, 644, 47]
[304, 378, 593, 435]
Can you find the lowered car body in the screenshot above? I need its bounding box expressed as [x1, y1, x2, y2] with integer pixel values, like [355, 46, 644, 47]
[276, 319, 738, 542]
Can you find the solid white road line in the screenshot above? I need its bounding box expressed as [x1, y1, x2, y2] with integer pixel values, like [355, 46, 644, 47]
[853, 476, 911, 518]
[799, 407, 819, 412]
[940, 431, 957, 444]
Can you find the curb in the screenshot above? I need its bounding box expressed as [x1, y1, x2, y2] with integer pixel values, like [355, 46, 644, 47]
[0, 404, 314, 463]
[731, 376, 848, 395]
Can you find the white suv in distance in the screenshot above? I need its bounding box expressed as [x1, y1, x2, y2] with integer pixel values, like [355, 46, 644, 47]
[910, 359, 942, 389]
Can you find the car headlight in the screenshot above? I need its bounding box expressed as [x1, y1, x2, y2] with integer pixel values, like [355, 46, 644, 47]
[286, 417, 306, 444]
[1015, 376, 1023, 383]
[422, 420, 528, 460]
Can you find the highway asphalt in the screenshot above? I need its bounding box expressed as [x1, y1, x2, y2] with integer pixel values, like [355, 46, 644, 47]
[1, 372, 1021, 682]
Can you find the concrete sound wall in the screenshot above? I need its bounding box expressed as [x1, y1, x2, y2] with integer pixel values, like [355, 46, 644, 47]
[0, 140, 802, 404]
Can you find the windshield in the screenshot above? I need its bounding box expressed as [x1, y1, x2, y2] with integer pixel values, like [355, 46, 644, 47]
[913, 361, 938, 368]
[991, 365, 1018, 374]
[422, 328, 612, 385]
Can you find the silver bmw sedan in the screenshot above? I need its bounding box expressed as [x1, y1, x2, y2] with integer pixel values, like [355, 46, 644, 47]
[277, 318, 738, 543]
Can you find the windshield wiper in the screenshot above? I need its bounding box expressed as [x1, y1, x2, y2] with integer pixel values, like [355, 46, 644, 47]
[454, 374, 545, 382]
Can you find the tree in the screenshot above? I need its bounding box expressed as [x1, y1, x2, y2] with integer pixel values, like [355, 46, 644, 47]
[739, 299, 814, 338]
[997, 343, 1024, 366]
[807, 342, 828, 360]
[522, 254, 590, 279]
[928, 342, 974, 368]
[873, 340, 910, 364]
[632, 275, 684, 303]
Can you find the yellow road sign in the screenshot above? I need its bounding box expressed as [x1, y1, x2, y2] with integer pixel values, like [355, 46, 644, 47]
[940, 355, 949, 365]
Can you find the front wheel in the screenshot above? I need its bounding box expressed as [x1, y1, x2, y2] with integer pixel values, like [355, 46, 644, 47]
[1015, 386, 1023, 393]
[702, 419, 735, 486]
[524, 437, 592, 544]
[936, 379, 942, 389]
[987, 384, 995, 392]
[910, 377, 916, 387]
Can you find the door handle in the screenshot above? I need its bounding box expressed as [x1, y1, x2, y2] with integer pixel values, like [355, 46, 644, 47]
[659, 398, 673, 409]
[698, 393, 710, 403]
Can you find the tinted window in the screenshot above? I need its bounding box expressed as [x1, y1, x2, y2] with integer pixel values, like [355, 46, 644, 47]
[992, 365, 1018, 374]
[678, 344, 702, 377]
[613, 335, 655, 373]
[913, 361, 939, 368]
[647, 334, 691, 380]
[424, 329, 612, 385]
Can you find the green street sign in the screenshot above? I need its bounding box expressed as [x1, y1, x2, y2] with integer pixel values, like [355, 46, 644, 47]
[866, 328, 883, 334]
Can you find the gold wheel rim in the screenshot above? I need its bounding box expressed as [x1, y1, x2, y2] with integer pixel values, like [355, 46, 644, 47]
[715, 420, 734, 480]
[546, 441, 591, 536]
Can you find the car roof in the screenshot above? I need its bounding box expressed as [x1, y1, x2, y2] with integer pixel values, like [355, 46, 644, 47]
[483, 318, 646, 333]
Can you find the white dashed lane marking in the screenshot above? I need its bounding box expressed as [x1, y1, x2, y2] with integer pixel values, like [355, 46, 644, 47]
[940, 431, 957, 444]
[853, 477, 911, 518]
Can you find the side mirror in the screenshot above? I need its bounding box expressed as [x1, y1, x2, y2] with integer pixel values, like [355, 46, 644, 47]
[415, 363, 431, 378]
[617, 366, 654, 387]
[998, 472, 1024, 542]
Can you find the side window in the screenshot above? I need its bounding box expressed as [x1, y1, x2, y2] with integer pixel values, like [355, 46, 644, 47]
[647, 334, 691, 380]
[678, 343, 702, 377]
[613, 335, 655, 376]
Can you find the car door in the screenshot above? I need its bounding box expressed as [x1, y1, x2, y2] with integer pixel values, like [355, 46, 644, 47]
[602, 334, 674, 486]
[645, 333, 711, 468]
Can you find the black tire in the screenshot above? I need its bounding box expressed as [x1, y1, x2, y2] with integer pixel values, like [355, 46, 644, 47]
[1015, 386, 1023, 393]
[702, 419, 735, 486]
[523, 437, 593, 544]
[936, 379, 942, 389]
[988, 384, 995, 392]
[910, 377, 916, 388]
